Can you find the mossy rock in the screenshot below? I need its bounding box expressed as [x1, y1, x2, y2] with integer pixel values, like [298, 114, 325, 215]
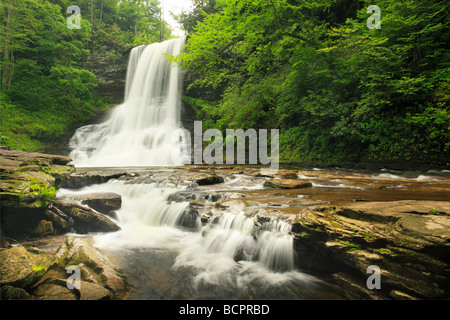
[0, 285, 31, 299]
[0, 246, 55, 289]
[32, 220, 55, 237]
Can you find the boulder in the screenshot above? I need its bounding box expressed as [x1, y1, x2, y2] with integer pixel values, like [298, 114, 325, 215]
[56, 236, 128, 298]
[62, 171, 126, 189]
[65, 192, 122, 216]
[264, 179, 312, 189]
[291, 200, 450, 299]
[0, 246, 55, 289]
[0, 147, 74, 240]
[53, 200, 120, 234]
[0, 147, 74, 208]
[0, 285, 31, 299]
[32, 220, 55, 238]
[78, 280, 113, 300]
[193, 174, 225, 185]
[31, 283, 77, 300]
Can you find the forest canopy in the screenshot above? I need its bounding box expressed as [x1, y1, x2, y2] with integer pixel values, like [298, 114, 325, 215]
[1, 0, 449, 168]
[0, 0, 172, 151]
[177, 0, 449, 167]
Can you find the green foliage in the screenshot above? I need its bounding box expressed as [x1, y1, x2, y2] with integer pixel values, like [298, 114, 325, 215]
[179, 0, 450, 167]
[0, 0, 174, 152]
[428, 208, 450, 216]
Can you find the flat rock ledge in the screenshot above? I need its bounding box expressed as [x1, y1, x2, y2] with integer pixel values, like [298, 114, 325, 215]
[0, 236, 128, 300]
[0, 146, 74, 209]
[264, 179, 312, 189]
[291, 200, 450, 299]
[0, 148, 122, 240]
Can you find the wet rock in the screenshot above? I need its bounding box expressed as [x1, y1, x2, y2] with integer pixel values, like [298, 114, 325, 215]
[62, 171, 126, 189]
[332, 272, 381, 300]
[389, 290, 419, 300]
[233, 248, 245, 262]
[53, 200, 120, 234]
[194, 174, 225, 185]
[179, 206, 200, 229]
[67, 192, 122, 216]
[263, 179, 312, 189]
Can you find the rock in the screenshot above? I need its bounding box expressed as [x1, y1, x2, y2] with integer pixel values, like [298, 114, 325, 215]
[31, 283, 77, 300]
[264, 179, 312, 189]
[32, 220, 54, 237]
[0, 147, 74, 240]
[332, 272, 381, 300]
[53, 200, 120, 234]
[179, 206, 200, 229]
[0, 147, 74, 207]
[43, 206, 72, 233]
[291, 200, 450, 299]
[1, 239, 11, 248]
[78, 280, 113, 300]
[194, 174, 224, 185]
[56, 236, 128, 298]
[0, 285, 31, 299]
[62, 171, 126, 189]
[389, 290, 419, 300]
[0, 246, 55, 288]
[84, 45, 128, 105]
[65, 192, 122, 216]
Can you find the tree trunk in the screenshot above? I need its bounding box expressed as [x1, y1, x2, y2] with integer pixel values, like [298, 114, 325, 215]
[90, 0, 94, 26]
[99, 0, 104, 26]
[2, 0, 14, 90]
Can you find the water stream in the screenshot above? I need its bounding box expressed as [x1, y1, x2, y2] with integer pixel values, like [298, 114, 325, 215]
[64, 38, 449, 299]
[59, 174, 346, 299]
[65, 37, 343, 298]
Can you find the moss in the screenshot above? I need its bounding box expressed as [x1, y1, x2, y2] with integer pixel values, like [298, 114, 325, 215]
[23, 178, 56, 207]
[335, 239, 361, 251]
[329, 219, 350, 231]
[373, 248, 397, 257]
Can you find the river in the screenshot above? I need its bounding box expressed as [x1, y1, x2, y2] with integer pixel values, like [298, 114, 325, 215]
[56, 165, 450, 299]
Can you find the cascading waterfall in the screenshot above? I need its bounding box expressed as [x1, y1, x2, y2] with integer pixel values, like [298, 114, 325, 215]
[62, 38, 325, 298]
[69, 37, 186, 167]
[69, 179, 296, 274]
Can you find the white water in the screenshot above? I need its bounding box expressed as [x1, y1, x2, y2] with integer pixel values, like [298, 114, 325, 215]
[63, 38, 327, 298]
[58, 178, 318, 298]
[69, 37, 187, 167]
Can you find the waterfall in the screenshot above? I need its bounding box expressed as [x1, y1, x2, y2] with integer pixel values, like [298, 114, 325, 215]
[61, 37, 327, 298]
[69, 37, 186, 167]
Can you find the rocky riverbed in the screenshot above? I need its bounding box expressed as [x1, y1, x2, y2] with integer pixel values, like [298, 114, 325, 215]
[1, 147, 449, 300]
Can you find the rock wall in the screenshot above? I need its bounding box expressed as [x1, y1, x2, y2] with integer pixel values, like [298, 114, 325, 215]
[291, 201, 450, 299]
[84, 45, 129, 105]
[0, 147, 121, 241]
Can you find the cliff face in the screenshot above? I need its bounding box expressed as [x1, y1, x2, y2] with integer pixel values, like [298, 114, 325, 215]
[84, 45, 129, 105]
[42, 47, 130, 156]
